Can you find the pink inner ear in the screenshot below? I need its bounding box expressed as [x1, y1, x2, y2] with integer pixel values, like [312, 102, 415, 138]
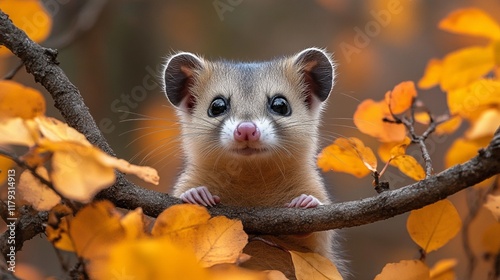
[303, 70, 320, 109]
[179, 76, 197, 114]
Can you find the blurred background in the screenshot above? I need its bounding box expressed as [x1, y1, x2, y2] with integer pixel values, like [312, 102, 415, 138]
[2, 0, 500, 279]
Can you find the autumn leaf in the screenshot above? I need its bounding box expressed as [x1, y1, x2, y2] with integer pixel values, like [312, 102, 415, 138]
[445, 136, 492, 168]
[390, 155, 425, 181]
[418, 59, 443, 89]
[290, 251, 343, 280]
[384, 81, 417, 114]
[374, 260, 430, 280]
[0, 155, 14, 185]
[121, 207, 147, 239]
[35, 117, 92, 146]
[465, 108, 500, 140]
[414, 113, 462, 135]
[153, 204, 248, 267]
[484, 195, 500, 221]
[69, 201, 125, 259]
[353, 99, 406, 143]
[0, 118, 38, 146]
[406, 199, 462, 253]
[46, 204, 75, 252]
[0, 0, 52, 56]
[429, 259, 457, 280]
[89, 237, 211, 280]
[438, 8, 500, 40]
[208, 264, 283, 280]
[317, 137, 377, 178]
[18, 167, 61, 211]
[447, 79, 500, 120]
[482, 223, 500, 253]
[0, 81, 46, 119]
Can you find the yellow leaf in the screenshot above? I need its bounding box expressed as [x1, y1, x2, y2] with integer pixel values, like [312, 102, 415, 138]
[69, 201, 125, 259]
[153, 204, 248, 267]
[438, 8, 500, 40]
[384, 81, 417, 114]
[0, 0, 52, 56]
[18, 168, 61, 211]
[46, 216, 74, 252]
[0, 155, 15, 185]
[0, 118, 37, 146]
[99, 156, 159, 186]
[378, 142, 395, 163]
[290, 251, 343, 280]
[353, 99, 406, 143]
[445, 136, 492, 168]
[35, 117, 91, 146]
[390, 155, 425, 181]
[46, 204, 75, 252]
[440, 46, 495, 91]
[317, 137, 377, 178]
[389, 137, 411, 158]
[447, 79, 500, 119]
[406, 199, 462, 253]
[89, 237, 211, 280]
[46, 141, 116, 202]
[482, 223, 500, 253]
[435, 116, 462, 135]
[465, 108, 500, 140]
[151, 204, 211, 236]
[208, 264, 278, 280]
[484, 195, 500, 221]
[418, 59, 443, 89]
[0, 81, 46, 119]
[375, 260, 430, 280]
[429, 259, 457, 280]
[121, 208, 147, 239]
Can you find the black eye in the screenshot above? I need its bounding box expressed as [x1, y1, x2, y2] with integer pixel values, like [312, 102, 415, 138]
[269, 95, 291, 116]
[208, 97, 229, 117]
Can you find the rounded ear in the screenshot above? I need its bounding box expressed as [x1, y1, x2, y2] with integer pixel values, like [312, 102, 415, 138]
[293, 48, 335, 102]
[162, 52, 204, 108]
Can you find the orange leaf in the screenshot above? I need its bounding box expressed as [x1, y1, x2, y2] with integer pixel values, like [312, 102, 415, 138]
[375, 260, 430, 280]
[121, 208, 147, 239]
[0, 81, 46, 119]
[438, 8, 500, 40]
[482, 223, 500, 253]
[35, 117, 92, 146]
[406, 199, 462, 253]
[435, 116, 462, 135]
[0, 118, 37, 146]
[69, 201, 125, 259]
[0, 0, 52, 56]
[390, 155, 425, 181]
[89, 237, 211, 280]
[384, 81, 417, 114]
[289, 251, 343, 280]
[353, 99, 406, 143]
[208, 264, 279, 280]
[317, 137, 377, 178]
[440, 46, 495, 91]
[0, 156, 15, 185]
[445, 136, 491, 168]
[46, 215, 74, 252]
[447, 79, 500, 119]
[18, 168, 61, 211]
[465, 108, 500, 140]
[484, 195, 500, 221]
[429, 259, 457, 280]
[151, 204, 211, 236]
[418, 59, 443, 90]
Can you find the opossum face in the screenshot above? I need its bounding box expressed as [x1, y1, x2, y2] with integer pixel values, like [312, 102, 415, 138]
[162, 48, 335, 161]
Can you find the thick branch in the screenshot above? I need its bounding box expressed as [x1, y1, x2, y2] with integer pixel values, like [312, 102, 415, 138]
[1, 8, 500, 252]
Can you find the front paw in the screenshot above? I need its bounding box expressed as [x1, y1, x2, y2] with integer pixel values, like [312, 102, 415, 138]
[179, 186, 221, 207]
[285, 194, 322, 209]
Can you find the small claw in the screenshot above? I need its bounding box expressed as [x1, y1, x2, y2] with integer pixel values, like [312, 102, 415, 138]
[286, 194, 322, 209]
[179, 186, 220, 207]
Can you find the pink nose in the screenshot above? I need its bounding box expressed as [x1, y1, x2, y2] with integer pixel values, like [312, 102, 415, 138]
[234, 122, 260, 142]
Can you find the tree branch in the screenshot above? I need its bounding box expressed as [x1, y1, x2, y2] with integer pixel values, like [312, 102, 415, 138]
[0, 8, 499, 255]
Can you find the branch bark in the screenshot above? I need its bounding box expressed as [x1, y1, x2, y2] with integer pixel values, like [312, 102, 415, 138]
[0, 8, 499, 254]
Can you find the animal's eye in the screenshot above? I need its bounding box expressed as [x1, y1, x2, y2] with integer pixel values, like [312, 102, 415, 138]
[269, 95, 291, 116]
[208, 97, 229, 117]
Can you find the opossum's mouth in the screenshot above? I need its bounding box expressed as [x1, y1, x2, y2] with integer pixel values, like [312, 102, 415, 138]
[233, 147, 268, 156]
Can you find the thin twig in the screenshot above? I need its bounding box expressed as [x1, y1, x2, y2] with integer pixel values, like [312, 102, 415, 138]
[1, 60, 23, 80]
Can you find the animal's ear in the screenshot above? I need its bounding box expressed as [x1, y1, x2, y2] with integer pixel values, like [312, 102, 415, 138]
[293, 48, 335, 104]
[162, 52, 205, 110]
